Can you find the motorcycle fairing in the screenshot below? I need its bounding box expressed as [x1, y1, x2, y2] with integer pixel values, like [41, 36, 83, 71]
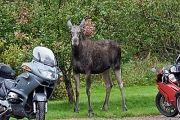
[33, 93, 47, 102]
[157, 81, 180, 107]
[4, 79, 14, 89]
[22, 61, 58, 81]
[6, 72, 43, 119]
[0, 79, 14, 99]
[9, 72, 42, 104]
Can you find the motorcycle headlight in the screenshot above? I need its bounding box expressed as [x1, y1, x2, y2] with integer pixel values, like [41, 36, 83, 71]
[39, 69, 58, 79]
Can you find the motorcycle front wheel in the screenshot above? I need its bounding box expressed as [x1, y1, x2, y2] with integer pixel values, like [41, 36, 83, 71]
[176, 95, 180, 113]
[36, 101, 46, 120]
[156, 92, 178, 117]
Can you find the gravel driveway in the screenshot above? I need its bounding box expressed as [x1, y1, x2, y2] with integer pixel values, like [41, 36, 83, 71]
[121, 115, 180, 120]
[59, 115, 180, 120]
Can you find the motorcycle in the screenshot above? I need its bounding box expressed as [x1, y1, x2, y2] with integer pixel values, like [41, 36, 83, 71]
[152, 54, 180, 117]
[0, 46, 63, 120]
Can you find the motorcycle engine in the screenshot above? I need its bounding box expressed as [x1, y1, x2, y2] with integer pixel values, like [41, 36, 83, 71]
[7, 92, 20, 104]
[0, 106, 6, 113]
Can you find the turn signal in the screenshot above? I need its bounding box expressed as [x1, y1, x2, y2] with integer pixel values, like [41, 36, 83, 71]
[22, 65, 31, 71]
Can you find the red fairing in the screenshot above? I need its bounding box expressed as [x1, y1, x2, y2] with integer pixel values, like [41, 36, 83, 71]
[157, 81, 180, 107]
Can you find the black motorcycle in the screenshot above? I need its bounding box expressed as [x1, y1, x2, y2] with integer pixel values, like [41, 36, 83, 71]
[0, 46, 62, 120]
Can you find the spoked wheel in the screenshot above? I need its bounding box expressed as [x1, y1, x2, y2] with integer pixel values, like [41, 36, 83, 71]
[156, 92, 178, 117]
[36, 101, 46, 120]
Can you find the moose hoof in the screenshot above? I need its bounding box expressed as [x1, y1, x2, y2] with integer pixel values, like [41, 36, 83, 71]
[102, 105, 108, 111]
[123, 107, 127, 111]
[101, 107, 107, 111]
[88, 110, 94, 116]
[74, 107, 79, 113]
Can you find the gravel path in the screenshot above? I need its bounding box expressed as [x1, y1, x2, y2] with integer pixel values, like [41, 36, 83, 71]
[121, 115, 180, 120]
[58, 115, 180, 120]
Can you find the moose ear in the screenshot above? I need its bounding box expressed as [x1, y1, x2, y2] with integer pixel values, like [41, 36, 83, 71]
[67, 20, 73, 29]
[79, 19, 85, 28]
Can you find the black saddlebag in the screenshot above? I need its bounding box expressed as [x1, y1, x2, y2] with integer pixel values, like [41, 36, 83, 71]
[0, 63, 16, 79]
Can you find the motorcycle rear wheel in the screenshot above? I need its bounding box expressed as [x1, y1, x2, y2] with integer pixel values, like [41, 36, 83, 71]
[156, 92, 178, 117]
[36, 101, 45, 120]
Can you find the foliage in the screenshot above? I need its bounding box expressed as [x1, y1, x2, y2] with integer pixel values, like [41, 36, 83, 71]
[1, 44, 31, 72]
[121, 57, 169, 87]
[0, 38, 6, 61]
[0, 0, 179, 100]
[50, 80, 68, 100]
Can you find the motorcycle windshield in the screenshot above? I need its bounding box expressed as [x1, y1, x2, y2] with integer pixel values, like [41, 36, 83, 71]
[33, 46, 57, 66]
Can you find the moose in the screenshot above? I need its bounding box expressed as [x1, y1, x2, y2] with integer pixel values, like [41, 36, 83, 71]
[67, 19, 127, 116]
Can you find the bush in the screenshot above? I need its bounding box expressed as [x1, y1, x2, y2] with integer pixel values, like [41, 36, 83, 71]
[1, 44, 31, 70]
[121, 57, 169, 87]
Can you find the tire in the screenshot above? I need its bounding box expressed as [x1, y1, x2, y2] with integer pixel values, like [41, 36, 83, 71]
[156, 92, 178, 117]
[176, 96, 180, 113]
[0, 114, 10, 120]
[36, 102, 46, 120]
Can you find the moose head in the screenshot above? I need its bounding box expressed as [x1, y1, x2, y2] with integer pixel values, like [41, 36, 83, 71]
[67, 19, 85, 46]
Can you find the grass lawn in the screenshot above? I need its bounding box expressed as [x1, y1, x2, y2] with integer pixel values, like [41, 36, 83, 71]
[47, 85, 160, 119]
[10, 85, 161, 120]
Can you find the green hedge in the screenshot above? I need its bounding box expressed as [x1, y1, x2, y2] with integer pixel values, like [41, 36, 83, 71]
[0, 0, 179, 99]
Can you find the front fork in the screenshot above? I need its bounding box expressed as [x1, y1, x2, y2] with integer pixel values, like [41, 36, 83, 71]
[33, 86, 47, 113]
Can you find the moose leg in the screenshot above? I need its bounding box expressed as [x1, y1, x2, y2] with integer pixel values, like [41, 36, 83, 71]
[114, 69, 127, 111]
[102, 69, 112, 111]
[85, 72, 93, 116]
[74, 73, 80, 113]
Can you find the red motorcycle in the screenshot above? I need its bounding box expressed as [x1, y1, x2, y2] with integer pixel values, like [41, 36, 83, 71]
[152, 55, 180, 117]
